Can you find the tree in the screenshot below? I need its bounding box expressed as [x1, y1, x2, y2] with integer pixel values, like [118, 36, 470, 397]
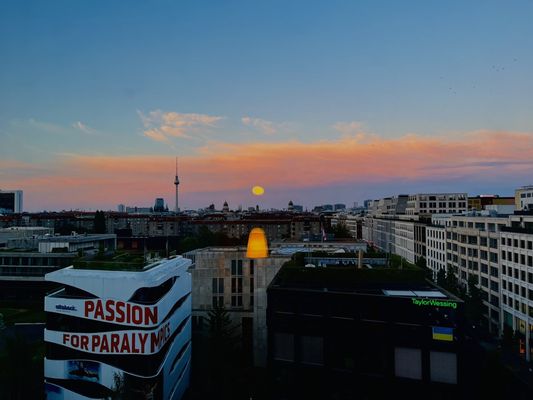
[466, 275, 484, 328]
[205, 305, 242, 398]
[332, 223, 351, 239]
[436, 268, 447, 287]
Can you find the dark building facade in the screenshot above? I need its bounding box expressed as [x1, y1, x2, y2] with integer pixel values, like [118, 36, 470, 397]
[267, 266, 465, 399]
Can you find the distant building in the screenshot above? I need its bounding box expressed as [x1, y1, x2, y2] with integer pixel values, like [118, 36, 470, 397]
[287, 201, 294, 212]
[38, 233, 116, 254]
[117, 204, 126, 213]
[334, 203, 346, 211]
[267, 265, 465, 398]
[363, 199, 373, 209]
[0, 233, 117, 302]
[406, 193, 468, 216]
[293, 204, 303, 212]
[468, 195, 514, 211]
[515, 185, 533, 211]
[44, 256, 192, 399]
[154, 197, 166, 212]
[0, 189, 23, 214]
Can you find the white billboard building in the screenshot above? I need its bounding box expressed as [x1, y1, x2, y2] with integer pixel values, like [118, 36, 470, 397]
[44, 256, 192, 399]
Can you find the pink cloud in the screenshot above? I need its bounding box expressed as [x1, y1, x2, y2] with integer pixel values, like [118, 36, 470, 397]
[3, 130, 533, 210]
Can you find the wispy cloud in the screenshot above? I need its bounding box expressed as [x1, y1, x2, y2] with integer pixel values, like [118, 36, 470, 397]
[139, 110, 224, 142]
[241, 116, 278, 135]
[333, 121, 364, 136]
[72, 121, 99, 135]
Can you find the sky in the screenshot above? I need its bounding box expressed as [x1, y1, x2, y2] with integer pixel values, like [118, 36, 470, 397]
[1, 0, 533, 211]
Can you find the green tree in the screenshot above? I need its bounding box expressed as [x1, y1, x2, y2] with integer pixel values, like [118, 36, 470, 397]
[93, 210, 107, 233]
[436, 268, 447, 287]
[332, 223, 351, 239]
[206, 305, 242, 398]
[466, 275, 485, 328]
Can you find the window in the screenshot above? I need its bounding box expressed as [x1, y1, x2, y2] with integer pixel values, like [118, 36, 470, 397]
[274, 333, 294, 361]
[212, 295, 224, 308]
[231, 295, 243, 308]
[395, 347, 422, 380]
[300, 336, 324, 365]
[249, 260, 254, 275]
[212, 277, 224, 294]
[231, 277, 243, 293]
[430, 352, 457, 384]
[490, 281, 499, 292]
[231, 259, 243, 275]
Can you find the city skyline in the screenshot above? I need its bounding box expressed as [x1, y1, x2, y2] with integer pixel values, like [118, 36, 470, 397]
[2, 1, 533, 211]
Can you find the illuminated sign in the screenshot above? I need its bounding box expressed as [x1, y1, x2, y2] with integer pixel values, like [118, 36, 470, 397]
[411, 298, 457, 309]
[84, 299, 158, 326]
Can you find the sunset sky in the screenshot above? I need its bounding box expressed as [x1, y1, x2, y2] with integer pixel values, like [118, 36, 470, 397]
[2, 1, 533, 211]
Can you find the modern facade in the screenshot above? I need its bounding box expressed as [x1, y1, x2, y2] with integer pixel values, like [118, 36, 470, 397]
[0, 189, 23, 214]
[500, 215, 533, 361]
[445, 215, 508, 333]
[44, 256, 192, 399]
[267, 265, 465, 398]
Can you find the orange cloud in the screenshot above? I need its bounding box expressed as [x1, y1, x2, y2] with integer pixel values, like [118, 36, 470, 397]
[3, 130, 533, 210]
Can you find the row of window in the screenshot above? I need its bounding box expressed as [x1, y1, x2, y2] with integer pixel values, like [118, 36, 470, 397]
[273, 333, 457, 384]
[502, 265, 533, 282]
[502, 281, 533, 300]
[502, 252, 533, 267]
[503, 296, 533, 317]
[501, 237, 533, 250]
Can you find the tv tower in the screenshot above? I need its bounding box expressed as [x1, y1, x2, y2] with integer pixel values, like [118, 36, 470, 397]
[174, 157, 180, 213]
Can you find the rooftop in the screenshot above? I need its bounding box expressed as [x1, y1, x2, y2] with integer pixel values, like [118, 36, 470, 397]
[270, 263, 461, 302]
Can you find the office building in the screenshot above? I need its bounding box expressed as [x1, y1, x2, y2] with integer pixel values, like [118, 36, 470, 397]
[44, 256, 192, 399]
[500, 214, 533, 360]
[445, 214, 508, 333]
[267, 264, 465, 398]
[0, 189, 23, 214]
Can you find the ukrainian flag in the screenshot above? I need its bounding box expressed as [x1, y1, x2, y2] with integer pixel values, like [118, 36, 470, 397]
[432, 326, 453, 341]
